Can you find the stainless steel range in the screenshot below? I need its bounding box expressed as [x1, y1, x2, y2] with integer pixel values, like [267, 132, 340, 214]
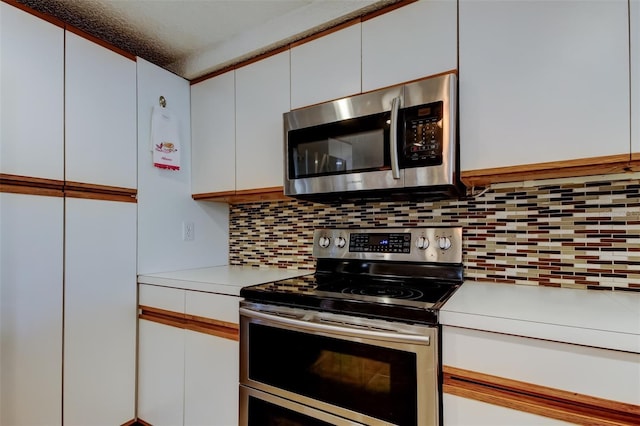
[239, 227, 463, 426]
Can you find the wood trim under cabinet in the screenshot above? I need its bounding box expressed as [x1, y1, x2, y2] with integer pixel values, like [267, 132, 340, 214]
[192, 186, 290, 204]
[64, 181, 137, 203]
[443, 366, 640, 426]
[139, 305, 240, 341]
[0, 174, 65, 197]
[461, 154, 632, 188]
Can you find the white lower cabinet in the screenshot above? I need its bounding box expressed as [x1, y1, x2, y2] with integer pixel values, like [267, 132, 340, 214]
[443, 394, 572, 426]
[442, 325, 640, 424]
[138, 284, 241, 426]
[64, 198, 137, 425]
[138, 319, 186, 426]
[0, 193, 64, 426]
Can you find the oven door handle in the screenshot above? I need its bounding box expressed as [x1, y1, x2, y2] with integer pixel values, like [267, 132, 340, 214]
[390, 96, 401, 180]
[240, 307, 431, 345]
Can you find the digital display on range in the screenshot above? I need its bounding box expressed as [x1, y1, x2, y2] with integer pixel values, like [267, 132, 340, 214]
[349, 233, 411, 253]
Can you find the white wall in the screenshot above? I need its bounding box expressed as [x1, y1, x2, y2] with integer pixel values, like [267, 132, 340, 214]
[136, 58, 228, 274]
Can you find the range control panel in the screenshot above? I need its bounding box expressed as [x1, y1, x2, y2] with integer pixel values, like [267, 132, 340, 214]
[313, 227, 462, 264]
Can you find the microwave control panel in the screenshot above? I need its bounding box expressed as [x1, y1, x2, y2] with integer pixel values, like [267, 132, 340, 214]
[401, 101, 443, 167]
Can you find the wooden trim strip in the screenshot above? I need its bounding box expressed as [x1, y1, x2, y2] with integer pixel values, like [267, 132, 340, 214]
[289, 18, 361, 48]
[461, 154, 632, 188]
[0, 174, 65, 194]
[139, 305, 239, 341]
[64, 181, 137, 203]
[1, 0, 66, 28]
[443, 366, 640, 426]
[191, 0, 416, 85]
[361, 0, 418, 22]
[192, 187, 289, 204]
[65, 25, 136, 61]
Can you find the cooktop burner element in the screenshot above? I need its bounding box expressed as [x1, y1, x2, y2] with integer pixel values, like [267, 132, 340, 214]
[240, 227, 463, 324]
[341, 284, 423, 299]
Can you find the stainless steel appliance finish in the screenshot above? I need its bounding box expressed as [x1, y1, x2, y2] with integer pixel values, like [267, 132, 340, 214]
[239, 227, 463, 426]
[284, 73, 462, 202]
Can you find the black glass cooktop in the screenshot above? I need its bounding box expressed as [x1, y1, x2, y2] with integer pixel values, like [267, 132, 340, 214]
[240, 273, 460, 324]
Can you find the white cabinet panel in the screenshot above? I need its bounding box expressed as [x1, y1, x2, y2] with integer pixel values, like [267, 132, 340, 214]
[0, 3, 64, 180]
[632, 0, 640, 154]
[184, 330, 239, 426]
[64, 198, 137, 425]
[0, 193, 63, 426]
[362, 0, 457, 92]
[139, 284, 185, 312]
[138, 319, 185, 426]
[290, 23, 361, 109]
[185, 290, 240, 323]
[442, 326, 640, 405]
[459, 0, 630, 171]
[235, 51, 290, 190]
[65, 32, 137, 188]
[443, 394, 572, 426]
[191, 71, 236, 194]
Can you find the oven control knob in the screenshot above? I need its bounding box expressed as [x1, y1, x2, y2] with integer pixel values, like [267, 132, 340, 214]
[318, 236, 331, 248]
[415, 236, 429, 250]
[438, 236, 452, 250]
[334, 237, 347, 248]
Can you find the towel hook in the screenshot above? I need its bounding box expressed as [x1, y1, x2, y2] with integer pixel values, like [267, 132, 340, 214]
[159, 96, 167, 108]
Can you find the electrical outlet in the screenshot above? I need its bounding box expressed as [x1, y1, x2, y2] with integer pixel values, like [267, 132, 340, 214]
[183, 222, 195, 241]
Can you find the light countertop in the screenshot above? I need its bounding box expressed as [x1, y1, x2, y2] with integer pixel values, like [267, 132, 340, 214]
[138, 265, 312, 297]
[441, 281, 640, 353]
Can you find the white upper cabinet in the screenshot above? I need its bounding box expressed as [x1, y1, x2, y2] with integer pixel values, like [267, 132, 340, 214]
[1, 3, 64, 180]
[362, 0, 457, 92]
[290, 23, 361, 109]
[235, 50, 290, 190]
[459, 0, 630, 172]
[632, 0, 640, 155]
[191, 71, 236, 194]
[65, 32, 137, 188]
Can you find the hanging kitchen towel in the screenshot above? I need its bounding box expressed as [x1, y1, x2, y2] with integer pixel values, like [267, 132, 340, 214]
[151, 105, 181, 171]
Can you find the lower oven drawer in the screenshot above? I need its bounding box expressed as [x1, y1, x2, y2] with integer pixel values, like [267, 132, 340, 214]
[240, 386, 365, 426]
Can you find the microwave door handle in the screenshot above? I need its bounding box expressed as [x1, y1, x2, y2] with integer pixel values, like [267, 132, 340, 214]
[390, 96, 401, 179]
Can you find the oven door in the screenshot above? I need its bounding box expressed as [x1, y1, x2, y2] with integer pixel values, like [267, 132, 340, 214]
[239, 303, 439, 426]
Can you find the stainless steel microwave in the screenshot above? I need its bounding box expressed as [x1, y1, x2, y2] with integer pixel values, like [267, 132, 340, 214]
[283, 72, 463, 202]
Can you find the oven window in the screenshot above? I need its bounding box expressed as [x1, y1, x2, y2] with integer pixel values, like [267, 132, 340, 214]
[287, 112, 391, 179]
[248, 323, 418, 425]
[248, 396, 334, 426]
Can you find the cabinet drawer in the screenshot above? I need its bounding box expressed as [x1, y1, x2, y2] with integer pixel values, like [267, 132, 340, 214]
[443, 326, 640, 405]
[185, 291, 241, 324]
[139, 284, 185, 313]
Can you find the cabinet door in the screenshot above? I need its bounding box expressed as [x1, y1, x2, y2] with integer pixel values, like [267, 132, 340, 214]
[290, 23, 361, 109]
[0, 3, 64, 180]
[459, 0, 630, 171]
[362, 0, 457, 92]
[184, 331, 239, 426]
[443, 394, 572, 426]
[0, 193, 63, 426]
[235, 50, 290, 190]
[191, 71, 236, 195]
[65, 32, 137, 189]
[64, 198, 137, 425]
[138, 320, 186, 426]
[183, 291, 240, 426]
[632, 0, 640, 154]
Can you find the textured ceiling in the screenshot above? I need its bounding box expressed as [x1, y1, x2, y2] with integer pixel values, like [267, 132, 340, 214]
[15, 0, 398, 80]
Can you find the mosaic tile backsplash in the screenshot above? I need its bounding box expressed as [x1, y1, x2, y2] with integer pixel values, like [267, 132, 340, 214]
[229, 178, 640, 290]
